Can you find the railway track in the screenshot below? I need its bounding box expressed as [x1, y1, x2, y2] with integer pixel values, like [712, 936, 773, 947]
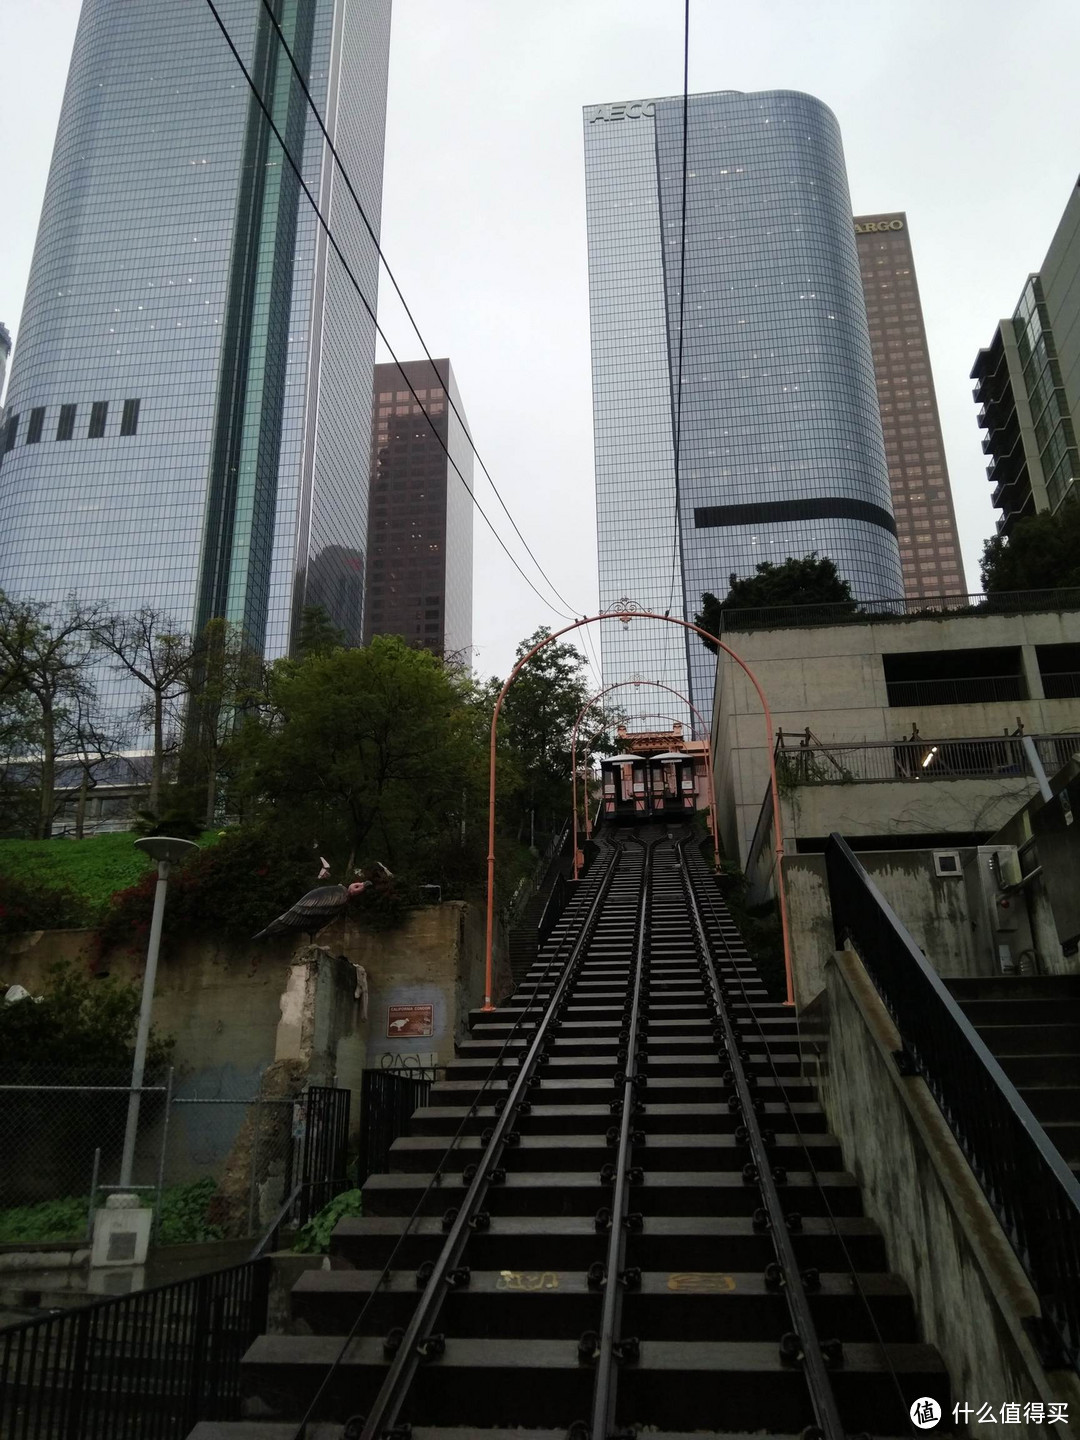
[195, 827, 950, 1440]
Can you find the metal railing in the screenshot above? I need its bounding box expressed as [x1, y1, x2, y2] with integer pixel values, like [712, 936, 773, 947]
[503, 819, 570, 927]
[779, 735, 1022, 785]
[885, 675, 1025, 707]
[1043, 672, 1080, 700]
[0, 1256, 269, 1438]
[357, 1069, 435, 1187]
[536, 870, 573, 948]
[294, 1085, 351, 1226]
[717, 586, 1080, 634]
[825, 833, 1080, 1371]
[776, 733, 1080, 787]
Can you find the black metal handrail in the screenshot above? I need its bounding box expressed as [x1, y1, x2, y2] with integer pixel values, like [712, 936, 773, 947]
[825, 832, 1080, 1370]
[537, 870, 573, 948]
[0, 1257, 269, 1438]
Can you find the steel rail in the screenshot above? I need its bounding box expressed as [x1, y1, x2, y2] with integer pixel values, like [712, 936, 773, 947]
[357, 841, 625, 1440]
[683, 845, 914, 1432]
[292, 853, 612, 1440]
[588, 833, 652, 1439]
[675, 840, 847, 1440]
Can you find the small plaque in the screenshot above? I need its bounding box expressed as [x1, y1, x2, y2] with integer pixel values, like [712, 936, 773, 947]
[386, 1004, 433, 1038]
[107, 1231, 138, 1262]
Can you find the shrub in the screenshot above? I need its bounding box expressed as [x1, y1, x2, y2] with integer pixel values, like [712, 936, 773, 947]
[292, 1188, 363, 1253]
[99, 825, 314, 951]
[0, 871, 94, 935]
[0, 1195, 88, 1244]
[156, 1178, 224, 1245]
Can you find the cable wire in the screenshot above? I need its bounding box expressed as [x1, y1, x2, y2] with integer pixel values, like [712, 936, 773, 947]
[685, 847, 914, 1433]
[253, 0, 582, 621]
[201, 0, 578, 623]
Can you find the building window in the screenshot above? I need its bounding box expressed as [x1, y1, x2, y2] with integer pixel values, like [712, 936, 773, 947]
[120, 398, 140, 436]
[882, 647, 1026, 706]
[57, 404, 77, 441]
[27, 407, 45, 444]
[2, 414, 18, 453]
[88, 401, 108, 439]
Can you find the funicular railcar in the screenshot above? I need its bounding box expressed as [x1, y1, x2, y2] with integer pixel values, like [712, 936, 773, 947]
[599, 750, 698, 823]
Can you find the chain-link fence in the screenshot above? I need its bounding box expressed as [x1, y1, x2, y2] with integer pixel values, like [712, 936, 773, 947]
[0, 1066, 348, 1247]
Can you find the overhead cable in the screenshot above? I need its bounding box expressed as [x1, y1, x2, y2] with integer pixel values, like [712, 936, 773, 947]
[201, 0, 578, 622]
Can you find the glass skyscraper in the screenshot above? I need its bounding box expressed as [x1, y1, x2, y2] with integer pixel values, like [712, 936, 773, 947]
[0, 0, 391, 679]
[584, 89, 904, 726]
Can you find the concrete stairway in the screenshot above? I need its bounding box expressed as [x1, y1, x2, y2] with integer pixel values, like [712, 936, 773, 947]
[946, 974, 1080, 1170]
[192, 837, 950, 1437]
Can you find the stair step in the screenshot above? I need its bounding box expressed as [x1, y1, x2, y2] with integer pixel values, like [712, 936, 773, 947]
[328, 1214, 889, 1273]
[290, 1267, 919, 1342]
[387, 1132, 843, 1172]
[407, 1102, 830, 1137]
[237, 1333, 946, 1433]
[359, 1168, 862, 1218]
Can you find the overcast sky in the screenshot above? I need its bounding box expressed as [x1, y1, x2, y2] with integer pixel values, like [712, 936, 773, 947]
[3, 0, 1079, 695]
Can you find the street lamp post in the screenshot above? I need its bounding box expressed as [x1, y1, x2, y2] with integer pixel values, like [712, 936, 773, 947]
[119, 835, 198, 1189]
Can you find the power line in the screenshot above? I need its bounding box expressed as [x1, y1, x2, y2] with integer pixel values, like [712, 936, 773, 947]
[252, 0, 582, 621]
[666, 0, 691, 618]
[201, 0, 578, 623]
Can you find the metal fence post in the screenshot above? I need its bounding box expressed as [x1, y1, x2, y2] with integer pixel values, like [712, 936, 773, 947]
[247, 1087, 264, 1237]
[152, 1065, 174, 1244]
[86, 1146, 101, 1245]
[64, 1305, 92, 1440]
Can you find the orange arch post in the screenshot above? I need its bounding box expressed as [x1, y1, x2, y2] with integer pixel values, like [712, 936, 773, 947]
[485, 607, 791, 1009]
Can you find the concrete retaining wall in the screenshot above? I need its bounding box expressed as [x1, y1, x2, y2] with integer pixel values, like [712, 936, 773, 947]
[812, 950, 1080, 1435]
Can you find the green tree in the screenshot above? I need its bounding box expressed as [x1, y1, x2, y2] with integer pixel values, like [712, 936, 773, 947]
[695, 553, 855, 652]
[224, 634, 487, 885]
[183, 619, 264, 827]
[980, 503, 1080, 593]
[0, 594, 102, 837]
[493, 627, 592, 844]
[93, 608, 194, 817]
[295, 604, 345, 659]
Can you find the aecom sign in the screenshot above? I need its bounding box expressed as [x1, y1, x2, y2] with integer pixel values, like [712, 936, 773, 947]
[588, 101, 655, 122]
[854, 219, 905, 234]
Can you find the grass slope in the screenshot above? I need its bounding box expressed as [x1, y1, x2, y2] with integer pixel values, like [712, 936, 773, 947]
[0, 832, 219, 922]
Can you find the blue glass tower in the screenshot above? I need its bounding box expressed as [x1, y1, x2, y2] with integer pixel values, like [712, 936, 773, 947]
[584, 89, 903, 725]
[0, 0, 391, 670]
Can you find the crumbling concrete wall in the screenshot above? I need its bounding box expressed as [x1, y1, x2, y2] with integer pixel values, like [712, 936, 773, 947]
[784, 849, 984, 1010]
[0, 900, 490, 1193]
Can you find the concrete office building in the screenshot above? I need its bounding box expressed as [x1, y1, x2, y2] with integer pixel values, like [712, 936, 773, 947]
[364, 359, 473, 662]
[0, 0, 391, 681]
[583, 88, 903, 728]
[854, 213, 966, 595]
[972, 180, 1080, 535]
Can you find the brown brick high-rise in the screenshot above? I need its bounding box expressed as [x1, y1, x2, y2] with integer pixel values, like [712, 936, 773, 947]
[855, 213, 966, 596]
[364, 358, 473, 660]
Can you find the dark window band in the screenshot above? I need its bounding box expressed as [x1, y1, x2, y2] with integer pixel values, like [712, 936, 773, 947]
[694, 497, 897, 538]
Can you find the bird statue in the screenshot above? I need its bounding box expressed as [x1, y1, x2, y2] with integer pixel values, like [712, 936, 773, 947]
[252, 879, 368, 941]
